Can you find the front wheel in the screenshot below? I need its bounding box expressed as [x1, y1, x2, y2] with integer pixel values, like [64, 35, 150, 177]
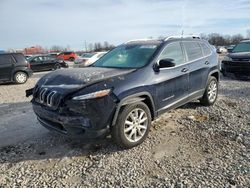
[14, 72, 28, 84]
[200, 76, 218, 106]
[111, 102, 151, 149]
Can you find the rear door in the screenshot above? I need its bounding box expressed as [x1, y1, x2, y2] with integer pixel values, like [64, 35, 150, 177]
[0, 54, 15, 81]
[30, 56, 44, 71]
[43, 56, 55, 70]
[155, 42, 189, 112]
[182, 41, 210, 95]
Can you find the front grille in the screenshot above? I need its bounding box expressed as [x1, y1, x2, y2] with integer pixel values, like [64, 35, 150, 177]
[34, 87, 61, 109]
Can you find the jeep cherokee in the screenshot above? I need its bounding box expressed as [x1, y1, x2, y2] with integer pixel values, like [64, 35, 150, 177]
[26, 36, 219, 148]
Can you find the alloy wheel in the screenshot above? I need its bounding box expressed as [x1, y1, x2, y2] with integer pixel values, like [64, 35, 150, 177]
[208, 80, 217, 102]
[124, 108, 148, 143]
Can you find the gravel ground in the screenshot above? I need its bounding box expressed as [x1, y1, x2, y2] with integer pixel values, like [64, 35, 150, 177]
[0, 73, 249, 188]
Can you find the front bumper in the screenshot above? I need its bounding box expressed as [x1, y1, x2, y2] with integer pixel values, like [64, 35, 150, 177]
[221, 61, 250, 76]
[32, 91, 117, 138]
[33, 103, 111, 138]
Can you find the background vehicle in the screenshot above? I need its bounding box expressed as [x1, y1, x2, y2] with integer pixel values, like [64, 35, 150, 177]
[216, 46, 227, 54]
[221, 40, 250, 78]
[57, 52, 77, 61]
[225, 45, 235, 53]
[28, 36, 219, 149]
[48, 52, 60, 58]
[0, 53, 32, 84]
[24, 55, 33, 60]
[74, 52, 107, 67]
[28, 55, 68, 72]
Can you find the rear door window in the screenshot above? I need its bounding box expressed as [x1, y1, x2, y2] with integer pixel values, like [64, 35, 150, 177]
[200, 43, 211, 56]
[159, 42, 185, 66]
[183, 42, 203, 61]
[0, 54, 15, 65]
[12, 54, 26, 63]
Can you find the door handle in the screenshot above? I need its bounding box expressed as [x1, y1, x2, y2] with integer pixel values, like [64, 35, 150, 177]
[205, 61, 210, 65]
[181, 68, 189, 73]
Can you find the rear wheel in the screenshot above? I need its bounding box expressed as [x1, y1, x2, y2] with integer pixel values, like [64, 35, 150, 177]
[54, 64, 61, 70]
[14, 72, 28, 84]
[200, 76, 218, 106]
[111, 102, 151, 149]
[69, 57, 75, 61]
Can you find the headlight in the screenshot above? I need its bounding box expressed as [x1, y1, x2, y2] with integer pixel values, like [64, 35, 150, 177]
[72, 89, 111, 100]
[222, 56, 233, 62]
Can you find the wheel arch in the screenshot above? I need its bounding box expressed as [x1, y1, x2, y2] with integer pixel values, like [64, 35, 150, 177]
[111, 92, 156, 126]
[12, 70, 29, 81]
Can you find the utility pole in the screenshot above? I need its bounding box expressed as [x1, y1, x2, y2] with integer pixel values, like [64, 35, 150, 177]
[84, 40, 88, 52]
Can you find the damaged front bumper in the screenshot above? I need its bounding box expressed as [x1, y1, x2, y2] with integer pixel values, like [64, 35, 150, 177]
[32, 94, 117, 138]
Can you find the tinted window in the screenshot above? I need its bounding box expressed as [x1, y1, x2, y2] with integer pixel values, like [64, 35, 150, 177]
[34, 56, 44, 62]
[12, 54, 26, 63]
[64, 52, 72, 55]
[0, 54, 14, 65]
[159, 42, 185, 66]
[232, 42, 250, 53]
[183, 42, 203, 61]
[200, 43, 211, 56]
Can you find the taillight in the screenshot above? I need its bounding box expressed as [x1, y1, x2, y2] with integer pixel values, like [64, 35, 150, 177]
[27, 62, 31, 68]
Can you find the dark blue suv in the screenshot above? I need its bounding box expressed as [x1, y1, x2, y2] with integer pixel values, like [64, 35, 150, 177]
[27, 36, 219, 148]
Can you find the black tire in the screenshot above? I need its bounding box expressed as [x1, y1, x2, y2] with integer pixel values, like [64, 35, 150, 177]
[200, 76, 218, 106]
[69, 57, 75, 62]
[14, 71, 28, 84]
[54, 64, 61, 70]
[111, 102, 151, 149]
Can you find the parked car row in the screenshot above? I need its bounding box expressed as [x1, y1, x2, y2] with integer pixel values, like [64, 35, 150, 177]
[74, 51, 107, 68]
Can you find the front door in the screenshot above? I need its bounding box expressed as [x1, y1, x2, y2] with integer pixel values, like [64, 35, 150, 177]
[154, 42, 189, 113]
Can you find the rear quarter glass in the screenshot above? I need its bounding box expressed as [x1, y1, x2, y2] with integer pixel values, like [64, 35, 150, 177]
[12, 54, 26, 63]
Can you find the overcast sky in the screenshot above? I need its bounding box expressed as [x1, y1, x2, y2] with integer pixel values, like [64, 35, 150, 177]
[0, 0, 250, 50]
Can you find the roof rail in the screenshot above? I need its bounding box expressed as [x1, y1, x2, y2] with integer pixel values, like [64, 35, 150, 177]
[125, 38, 154, 44]
[164, 35, 200, 41]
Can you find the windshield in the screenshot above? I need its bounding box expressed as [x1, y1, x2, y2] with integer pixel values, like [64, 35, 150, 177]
[93, 44, 159, 68]
[232, 42, 250, 53]
[81, 53, 96, 58]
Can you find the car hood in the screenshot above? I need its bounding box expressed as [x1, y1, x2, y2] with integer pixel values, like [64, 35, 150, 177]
[228, 52, 250, 60]
[36, 67, 135, 89]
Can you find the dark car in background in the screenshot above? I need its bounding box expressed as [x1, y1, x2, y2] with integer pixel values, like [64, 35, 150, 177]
[27, 36, 219, 148]
[221, 40, 250, 78]
[0, 53, 32, 84]
[28, 55, 68, 72]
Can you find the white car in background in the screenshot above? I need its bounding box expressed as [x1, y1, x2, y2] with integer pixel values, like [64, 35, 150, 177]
[74, 51, 107, 67]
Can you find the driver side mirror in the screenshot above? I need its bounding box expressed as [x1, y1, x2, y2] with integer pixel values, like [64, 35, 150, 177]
[154, 58, 175, 72]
